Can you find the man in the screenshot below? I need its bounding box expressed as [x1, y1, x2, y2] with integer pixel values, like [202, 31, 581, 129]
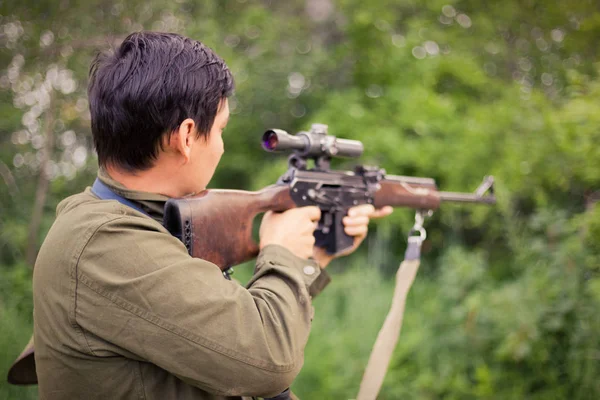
[32, 32, 391, 399]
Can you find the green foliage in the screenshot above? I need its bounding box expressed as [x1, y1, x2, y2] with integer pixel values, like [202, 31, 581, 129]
[1, 0, 600, 398]
[295, 216, 599, 399]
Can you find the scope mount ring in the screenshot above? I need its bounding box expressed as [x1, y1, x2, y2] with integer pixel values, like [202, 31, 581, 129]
[287, 154, 308, 170]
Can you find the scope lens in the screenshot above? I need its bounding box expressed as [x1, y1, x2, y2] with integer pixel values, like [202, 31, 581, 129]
[262, 131, 278, 151]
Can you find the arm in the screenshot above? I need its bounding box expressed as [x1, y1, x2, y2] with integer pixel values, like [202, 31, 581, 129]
[74, 216, 321, 397]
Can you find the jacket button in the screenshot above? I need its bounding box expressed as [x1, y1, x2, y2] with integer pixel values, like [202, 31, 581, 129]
[303, 265, 316, 276]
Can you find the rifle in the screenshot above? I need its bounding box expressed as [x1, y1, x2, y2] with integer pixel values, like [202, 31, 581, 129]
[164, 123, 495, 269]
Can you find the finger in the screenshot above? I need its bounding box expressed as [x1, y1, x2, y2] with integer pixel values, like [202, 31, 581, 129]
[300, 206, 322, 221]
[353, 234, 366, 247]
[345, 225, 368, 237]
[262, 210, 275, 222]
[342, 215, 370, 227]
[303, 220, 319, 233]
[299, 217, 319, 230]
[348, 204, 375, 217]
[370, 206, 394, 219]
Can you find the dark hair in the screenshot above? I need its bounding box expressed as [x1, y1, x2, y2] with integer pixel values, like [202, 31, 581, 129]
[88, 32, 234, 171]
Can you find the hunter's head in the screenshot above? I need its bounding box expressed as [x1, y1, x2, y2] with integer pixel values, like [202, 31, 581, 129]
[88, 31, 234, 195]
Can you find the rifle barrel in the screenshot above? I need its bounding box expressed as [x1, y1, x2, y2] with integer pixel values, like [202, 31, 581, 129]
[438, 191, 496, 204]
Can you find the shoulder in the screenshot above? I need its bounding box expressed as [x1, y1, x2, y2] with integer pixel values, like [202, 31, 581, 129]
[57, 187, 164, 231]
[36, 188, 184, 279]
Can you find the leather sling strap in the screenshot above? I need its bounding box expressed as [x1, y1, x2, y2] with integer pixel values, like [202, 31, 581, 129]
[357, 212, 427, 400]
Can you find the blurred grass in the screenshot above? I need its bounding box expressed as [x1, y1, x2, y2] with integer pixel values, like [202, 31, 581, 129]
[294, 259, 397, 399]
[0, 306, 37, 400]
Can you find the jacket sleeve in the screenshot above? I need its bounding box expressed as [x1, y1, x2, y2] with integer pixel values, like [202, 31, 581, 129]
[73, 215, 325, 398]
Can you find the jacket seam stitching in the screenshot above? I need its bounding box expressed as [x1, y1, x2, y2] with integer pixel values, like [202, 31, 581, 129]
[72, 215, 130, 356]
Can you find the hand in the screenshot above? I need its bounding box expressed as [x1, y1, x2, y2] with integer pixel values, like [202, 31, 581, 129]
[313, 204, 393, 268]
[259, 206, 322, 259]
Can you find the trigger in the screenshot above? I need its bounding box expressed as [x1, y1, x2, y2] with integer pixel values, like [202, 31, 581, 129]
[320, 212, 333, 234]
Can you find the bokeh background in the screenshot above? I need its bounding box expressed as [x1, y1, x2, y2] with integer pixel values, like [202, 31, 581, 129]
[1, 0, 599, 399]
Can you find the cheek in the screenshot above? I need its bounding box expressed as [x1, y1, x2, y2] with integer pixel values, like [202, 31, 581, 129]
[198, 138, 222, 178]
[213, 136, 224, 158]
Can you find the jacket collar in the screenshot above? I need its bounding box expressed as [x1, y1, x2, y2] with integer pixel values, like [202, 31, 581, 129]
[97, 168, 170, 224]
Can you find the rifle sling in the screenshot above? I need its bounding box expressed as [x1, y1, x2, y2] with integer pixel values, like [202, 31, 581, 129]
[357, 228, 425, 399]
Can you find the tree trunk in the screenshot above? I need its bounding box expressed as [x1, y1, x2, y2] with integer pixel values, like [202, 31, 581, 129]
[0, 160, 20, 201]
[25, 100, 55, 269]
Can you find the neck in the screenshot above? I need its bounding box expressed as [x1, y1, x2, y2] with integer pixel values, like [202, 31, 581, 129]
[105, 163, 183, 198]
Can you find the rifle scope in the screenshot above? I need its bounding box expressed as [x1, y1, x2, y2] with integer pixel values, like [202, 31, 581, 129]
[262, 124, 364, 158]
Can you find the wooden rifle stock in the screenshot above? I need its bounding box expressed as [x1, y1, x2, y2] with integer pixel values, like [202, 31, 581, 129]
[164, 185, 296, 270]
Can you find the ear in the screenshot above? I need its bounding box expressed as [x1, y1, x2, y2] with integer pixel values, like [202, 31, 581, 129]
[170, 118, 196, 163]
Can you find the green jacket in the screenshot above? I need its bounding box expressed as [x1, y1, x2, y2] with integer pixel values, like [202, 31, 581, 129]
[33, 172, 330, 399]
